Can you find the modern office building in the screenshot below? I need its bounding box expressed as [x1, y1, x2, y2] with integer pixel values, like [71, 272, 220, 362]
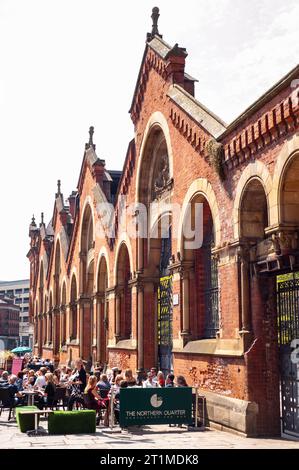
[0, 294, 20, 350]
[0, 279, 32, 348]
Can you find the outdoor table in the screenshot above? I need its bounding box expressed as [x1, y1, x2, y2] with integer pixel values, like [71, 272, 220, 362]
[22, 390, 40, 406]
[18, 409, 53, 436]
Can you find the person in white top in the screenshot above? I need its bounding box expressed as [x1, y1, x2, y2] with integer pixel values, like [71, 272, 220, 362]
[34, 367, 47, 389]
[143, 371, 158, 388]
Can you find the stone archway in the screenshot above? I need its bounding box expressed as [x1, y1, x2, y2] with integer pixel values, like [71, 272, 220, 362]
[38, 262, 44, 355]
[53, 240, 61, 355]
[79, 203, 95, 361]
[61, 282, 67, 346]
[279, 151, 299, 226]
[233, 161, 272, 240]
[70, 274, 78, 342]
[179, 191, 220, 342]
[136, 120, 174, 370]
[96, 255, 109, 364]
[240, 178, 268, 241]
[115, 243, 132, 342]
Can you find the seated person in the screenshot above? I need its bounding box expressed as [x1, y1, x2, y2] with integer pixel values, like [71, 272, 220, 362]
[2, 375, 24, 407]
[84, 375, 106, 425]
[124, 369, 137, 387]
[84, 376, 102, 410]
[15, 372, 24, 392]
[114, 380, 128, 424]
[165, 373, 175, 388]
[97, 374, 111, 399]
[143, 371, 158, 388]
[37, 373, 56, 409]
[0, 371, 9, 387]
[34, 367, 47, 389]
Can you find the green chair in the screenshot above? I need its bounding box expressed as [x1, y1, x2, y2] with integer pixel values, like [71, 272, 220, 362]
[48, 410, 96, 435]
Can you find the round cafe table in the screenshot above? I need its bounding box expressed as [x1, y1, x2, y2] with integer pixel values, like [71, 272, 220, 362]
[22, 390, 40, 406]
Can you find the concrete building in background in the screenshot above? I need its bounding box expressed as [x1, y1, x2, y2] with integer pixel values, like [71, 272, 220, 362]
[0, 279, 32, 348]
[0, 294, 20, 350]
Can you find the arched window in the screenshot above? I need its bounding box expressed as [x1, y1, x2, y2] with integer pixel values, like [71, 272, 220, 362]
[240, 178, 268, 240]
[70, 275, 78, 340]
[48, 292, 53, 344]
[280, 152, 299, 226]
[43, 294, 48, 345]
[61, 282, 67, 345]
[115, 244, 132, 340]
[97, 256, 109, 363]
[184, 195, 219, 339]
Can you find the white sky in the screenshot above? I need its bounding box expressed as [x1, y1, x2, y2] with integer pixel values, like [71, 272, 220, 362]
[0, 0, 298, 281]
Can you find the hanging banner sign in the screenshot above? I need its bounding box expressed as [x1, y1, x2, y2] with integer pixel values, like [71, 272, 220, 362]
[11, 358, 24, 375]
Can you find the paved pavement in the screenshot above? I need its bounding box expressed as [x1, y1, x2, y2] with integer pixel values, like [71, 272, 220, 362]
[0, 410, 299, 449]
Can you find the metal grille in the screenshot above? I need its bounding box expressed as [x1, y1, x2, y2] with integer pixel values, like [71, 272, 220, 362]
[203, 247, 219, 339]
[277, 273, 299, 437]
[158, 275, 173, 374]
[277, 277, 299, 345]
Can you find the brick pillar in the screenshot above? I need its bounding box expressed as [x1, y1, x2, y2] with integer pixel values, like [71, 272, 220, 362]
[53, 307, 60, 355]
[182, 271, 190, 335]
[79, 299, 91, 359]
[246, 274, 280, 435]
[115, 292, 121, 341]
[137, 285, 144, 370]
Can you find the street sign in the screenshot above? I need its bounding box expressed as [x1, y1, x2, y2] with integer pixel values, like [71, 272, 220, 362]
[119, 387, 193, 427]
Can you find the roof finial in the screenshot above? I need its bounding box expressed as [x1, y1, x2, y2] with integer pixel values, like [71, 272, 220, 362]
[31, 214, 36, 226]
[41, 212, 44, 225]
[89, 126, 94, 147]
[151, 7, 160, 36]
[57, 179, 61, 196]
[147, 7, 162, 41]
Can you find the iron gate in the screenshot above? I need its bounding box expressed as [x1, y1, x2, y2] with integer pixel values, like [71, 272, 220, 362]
[277, 274, 299, 437]
[158, 275, 173, 375]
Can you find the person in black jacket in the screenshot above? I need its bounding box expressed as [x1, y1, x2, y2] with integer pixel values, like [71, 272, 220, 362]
[37, 372, 56, 409]
[67, 359, 87, 410]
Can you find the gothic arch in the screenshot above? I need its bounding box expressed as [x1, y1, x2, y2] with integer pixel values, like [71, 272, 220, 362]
[233, 161, 272, 240]
[136, 111, 174, 203]
[68, 268, 78, 301]
[114, 241, 132, 340]
[79, 198, 95, 252]
[113, 234, 134, 285]
[60, 277, 67, 303]
[178, 178, 221, 253]
[39, 261, 44, 314]
[239, 178, 268, 240]
[272, 134, 299, 225]
[69, 273, 78, 340]
[54, 238, 61, 306]
[96, 247, 111, 290]
[80, 201, 95, 295]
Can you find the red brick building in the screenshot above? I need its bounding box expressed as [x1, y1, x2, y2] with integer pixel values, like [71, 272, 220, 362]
[28, 8, 299, 437]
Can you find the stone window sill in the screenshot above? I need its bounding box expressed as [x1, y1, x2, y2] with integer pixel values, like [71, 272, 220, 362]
[172, 338, 245, 357]
[108, 338, 137, 350]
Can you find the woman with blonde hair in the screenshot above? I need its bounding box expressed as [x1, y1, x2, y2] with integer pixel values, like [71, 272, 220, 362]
[38, 372, 56, 409]
[84, 375, 102, 410]
[124, 369, 136, 387]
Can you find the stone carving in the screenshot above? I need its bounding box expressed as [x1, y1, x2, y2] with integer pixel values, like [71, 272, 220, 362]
[206, 139, 225, 180]
[269, 231, 298, 257]
[152, 154, 172, 200]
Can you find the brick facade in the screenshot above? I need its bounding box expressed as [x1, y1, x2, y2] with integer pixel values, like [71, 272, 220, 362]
[27, 10, 299, 436]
